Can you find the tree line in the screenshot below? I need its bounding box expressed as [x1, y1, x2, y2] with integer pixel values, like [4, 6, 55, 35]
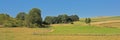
[0, 8, 91, 28]
[0, 8, 81, 28]
[44, 14, 79, 24]
[0, 8, 42, 28]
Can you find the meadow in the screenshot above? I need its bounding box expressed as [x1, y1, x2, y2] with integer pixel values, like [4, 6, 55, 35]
[0, 20, 120, 40]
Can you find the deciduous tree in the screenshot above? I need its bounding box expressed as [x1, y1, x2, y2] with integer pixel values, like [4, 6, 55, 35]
[16, 12, 26, 20]
[26, 8, 42, 27]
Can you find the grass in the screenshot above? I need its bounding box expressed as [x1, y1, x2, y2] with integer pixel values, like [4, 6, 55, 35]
[97, 22, 120, 28]
[49, 26, 120, 35]
[1, 22, 120, 35]
[0, 26, 120, 40]
[0, 16, 120, 40]
[80, 16, 120, 22]
[1, 33, 120, 40]
[48, 21, 120, 35]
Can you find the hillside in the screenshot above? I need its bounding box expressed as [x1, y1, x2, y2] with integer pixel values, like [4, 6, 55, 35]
[0, 16, 120, 40]
[89, 16, 120, 28]
[91, 16, 120, 22]
[80, 16, 120, 22]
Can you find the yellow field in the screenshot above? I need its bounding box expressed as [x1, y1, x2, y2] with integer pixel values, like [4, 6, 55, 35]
[0, 28, 120, 40]
[92, 20, 120, 28]
[1, 16, 120, 40]
[3, 35, 120, 40]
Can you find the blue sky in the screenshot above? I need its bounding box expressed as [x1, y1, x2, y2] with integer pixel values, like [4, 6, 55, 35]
[0, 0, 120, 18]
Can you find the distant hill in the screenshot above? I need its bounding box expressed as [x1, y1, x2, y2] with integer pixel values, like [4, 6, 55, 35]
[90, 16, 120, 28]
[91, 16, 120, 22]
[80, 16, 120, 22]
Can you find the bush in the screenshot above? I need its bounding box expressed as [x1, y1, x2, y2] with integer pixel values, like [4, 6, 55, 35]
[27, 23, 40, 28]
[71, 22, 74, 24]
[4, 20, 17, 27]
[85, 18, 91, 25]
[3, 19, 24, 27]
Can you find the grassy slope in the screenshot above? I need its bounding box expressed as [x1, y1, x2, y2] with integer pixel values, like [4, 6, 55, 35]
[49, 21, 120, 35]
[91, 16, 120, 22]
[87, 16, 120, 28]
[0, 16, 120, 40]
[80, 16, 120, 22]
[0, 23, 120, 40]
[51, 26, 120, 34]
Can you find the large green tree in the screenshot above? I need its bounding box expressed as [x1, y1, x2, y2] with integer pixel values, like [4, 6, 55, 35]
[26, 8, 42, 28]
[16, 12, 26, 20]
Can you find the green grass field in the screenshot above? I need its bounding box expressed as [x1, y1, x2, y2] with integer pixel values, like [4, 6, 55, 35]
[0, 16, 120, 40]
[50, 26, 120, 35]
[0, 26, 120, 40]
[0, 22, 120, 40]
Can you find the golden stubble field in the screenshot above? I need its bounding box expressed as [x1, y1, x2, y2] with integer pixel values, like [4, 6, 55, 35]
[1, 19, 120, 40]
[2, 33, 120, 40]
[92, 20, 120, 28]
[0, 28, 120, 40]
[4, 35, 120, 40]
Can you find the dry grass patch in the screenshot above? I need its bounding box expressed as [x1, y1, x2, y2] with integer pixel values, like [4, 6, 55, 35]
[92, 20, 120, 28]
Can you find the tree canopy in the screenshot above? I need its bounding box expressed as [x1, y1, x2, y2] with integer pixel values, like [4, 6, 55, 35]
[85, 18, 91, 25]
[16, 12, 26, 20]
[44, 14, 79, 24]
[1, 8, 80, 28]
[26, 8, 42, 28]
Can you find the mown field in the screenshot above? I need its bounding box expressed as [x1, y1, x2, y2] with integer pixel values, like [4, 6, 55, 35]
[0, 27, 120, 40]
[0, 16, 120, 40]
[0, 22, 120, 40]
[80, 16, 120, 22]
[81, 16, 120, 28]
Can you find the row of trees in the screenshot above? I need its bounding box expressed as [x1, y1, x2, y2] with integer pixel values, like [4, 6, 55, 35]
[3, 8, 43, 28]
[0, 8, 92, 28]
[44, 14, 79, 24]
[0, 8, 80, 28]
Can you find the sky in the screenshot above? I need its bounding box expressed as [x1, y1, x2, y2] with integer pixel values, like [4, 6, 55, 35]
[0, 0, 120, 18]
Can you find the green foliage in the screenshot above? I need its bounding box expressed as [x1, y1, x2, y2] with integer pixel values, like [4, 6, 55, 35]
[58, 14, 69, 23]
[0, 13, 10, 25]
[26, 8, 42, 28]
[3, 19, 24, 27]
[69, 15, 79, 21]
[44, 14, 79, 24]
[26, 23, 40, 28]
[1, 8, 80, 28]
[16, 12, 26, 20]
[44, 16, 55, 24]
[85, 18, 91, 25]
[42, 21, 50, 25]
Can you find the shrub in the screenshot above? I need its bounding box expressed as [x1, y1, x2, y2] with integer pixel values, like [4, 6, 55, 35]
[3, 19, 24, 27]
[71, 22, 74, 24]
